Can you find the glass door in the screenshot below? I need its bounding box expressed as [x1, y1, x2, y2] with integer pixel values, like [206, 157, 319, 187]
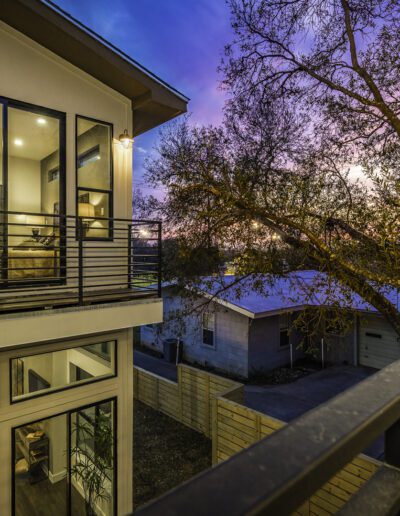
[0, 97, 66, 287]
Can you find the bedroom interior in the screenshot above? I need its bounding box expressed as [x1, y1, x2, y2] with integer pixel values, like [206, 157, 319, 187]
[0, 103, 114, 283]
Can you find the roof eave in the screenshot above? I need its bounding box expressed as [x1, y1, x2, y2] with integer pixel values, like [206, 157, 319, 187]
[1, 0, 188, 135]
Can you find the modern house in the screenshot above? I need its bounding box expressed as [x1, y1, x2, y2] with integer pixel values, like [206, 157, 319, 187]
[140, 272, 400, 378]
[0, 1, 187, 515]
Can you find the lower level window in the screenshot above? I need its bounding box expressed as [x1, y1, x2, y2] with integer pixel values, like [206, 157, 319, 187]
[13, 399, 116, 516]
[10, 341, 116, 402]
[202, 312, 215, 346]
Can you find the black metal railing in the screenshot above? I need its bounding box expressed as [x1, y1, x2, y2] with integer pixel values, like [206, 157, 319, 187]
[135, 359, 400, 516]
[0, 210, 161, 313]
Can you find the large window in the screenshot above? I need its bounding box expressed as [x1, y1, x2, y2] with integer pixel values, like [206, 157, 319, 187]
[0, 97, 66, 283]
[76, 116, 113, 240]
[202, 312, 215, 347]
[13, 399, 116, 516]
[10, 341, 116, 402]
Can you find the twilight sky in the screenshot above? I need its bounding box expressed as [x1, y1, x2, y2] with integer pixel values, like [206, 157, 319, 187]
[54, 0, 233, 193]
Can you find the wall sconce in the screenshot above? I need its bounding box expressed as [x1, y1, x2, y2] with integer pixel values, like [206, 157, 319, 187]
[78, 202, 95, 236]
[119, 129, 133, 149]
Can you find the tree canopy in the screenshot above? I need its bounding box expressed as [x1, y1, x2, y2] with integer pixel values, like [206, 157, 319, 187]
[144, 0, 400, 335]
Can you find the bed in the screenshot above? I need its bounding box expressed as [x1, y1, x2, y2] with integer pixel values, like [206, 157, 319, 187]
[8, 241, 58, 280]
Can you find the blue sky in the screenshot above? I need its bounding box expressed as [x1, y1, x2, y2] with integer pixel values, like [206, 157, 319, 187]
[54, 0, 233, 193]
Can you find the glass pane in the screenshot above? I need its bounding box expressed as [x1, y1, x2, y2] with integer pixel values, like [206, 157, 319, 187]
[70, 400, 115, 516]
[78, 189, 110, 239]
[7, 106, 61, 279]
[10, 341, 116, 401]
[14, 414, 68, 516]
[77, 117, 111, 191]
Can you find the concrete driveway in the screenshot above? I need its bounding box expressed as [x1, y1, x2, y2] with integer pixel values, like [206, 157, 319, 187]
[245, 365, 383, 460]
[245, 365, 375, 421]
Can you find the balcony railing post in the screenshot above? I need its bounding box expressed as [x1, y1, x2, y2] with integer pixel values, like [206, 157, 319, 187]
[77, 217, 84, 305]
[385, 418, 400, 468]
[128, 224, 132, 290]
[157, 221, 162, 297]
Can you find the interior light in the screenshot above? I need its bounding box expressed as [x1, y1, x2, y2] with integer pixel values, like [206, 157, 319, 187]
[37, 117, 47, 125]
[14, 139, 23, 146]
[119, 129, 133, 149]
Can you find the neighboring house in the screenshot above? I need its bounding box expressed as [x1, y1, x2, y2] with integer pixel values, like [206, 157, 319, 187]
[0, 2, 187, 515]
[141, 272, 400, 378]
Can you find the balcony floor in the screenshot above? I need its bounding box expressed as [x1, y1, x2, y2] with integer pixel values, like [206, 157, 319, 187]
[0, 288, 156, 314]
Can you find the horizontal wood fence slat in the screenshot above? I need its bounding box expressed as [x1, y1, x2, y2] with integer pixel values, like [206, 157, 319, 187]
[133, 363, 381, 514]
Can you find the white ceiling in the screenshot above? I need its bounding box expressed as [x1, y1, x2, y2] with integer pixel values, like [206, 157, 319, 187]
[8, 108, 60, 161]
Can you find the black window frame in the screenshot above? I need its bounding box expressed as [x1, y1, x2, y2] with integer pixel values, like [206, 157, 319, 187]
[11, 396, 118, 516]
[0, 95, 67, 288]
[9, 339, 117, 404]
[202, 312, 215, 347]
[75, 114, 114, 241]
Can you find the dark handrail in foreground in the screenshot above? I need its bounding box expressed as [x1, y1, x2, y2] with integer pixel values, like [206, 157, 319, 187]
[135, 360, 400, 516]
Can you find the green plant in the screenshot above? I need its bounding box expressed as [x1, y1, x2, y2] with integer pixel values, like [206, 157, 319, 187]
[70, 409, 113, 516]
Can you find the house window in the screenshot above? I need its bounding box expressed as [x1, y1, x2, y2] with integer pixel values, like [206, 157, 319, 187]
[202, 312, 215, 346]
[12, 398, 116, 516]
[76, 115, 113, 240]
[279, 314, 290, 347]
[10, 340, 116, 402]
[0, 96, 66, 285]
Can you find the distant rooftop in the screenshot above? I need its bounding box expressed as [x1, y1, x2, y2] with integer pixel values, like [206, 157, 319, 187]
[190, 271, 399, 318]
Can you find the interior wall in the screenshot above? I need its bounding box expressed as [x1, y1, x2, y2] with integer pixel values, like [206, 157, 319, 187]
[41, 149, 60, 216]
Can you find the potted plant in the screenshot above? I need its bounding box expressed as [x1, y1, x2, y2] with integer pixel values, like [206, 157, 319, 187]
[70, 408, 113, 516]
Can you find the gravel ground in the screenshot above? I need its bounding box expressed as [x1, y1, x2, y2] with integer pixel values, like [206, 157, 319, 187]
[133, 400, 212, 511]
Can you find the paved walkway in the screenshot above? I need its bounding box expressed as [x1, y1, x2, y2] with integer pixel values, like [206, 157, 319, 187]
[134, 350, 177, 382]
[133, 352, 383, 459]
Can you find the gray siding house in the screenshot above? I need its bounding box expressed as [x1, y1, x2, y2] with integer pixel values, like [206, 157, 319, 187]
[140, 272, 399, 378]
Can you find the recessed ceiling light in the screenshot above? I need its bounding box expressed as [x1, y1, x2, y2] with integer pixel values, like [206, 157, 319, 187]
[37, 118, 47, 125]
[14, 139, 23, 146]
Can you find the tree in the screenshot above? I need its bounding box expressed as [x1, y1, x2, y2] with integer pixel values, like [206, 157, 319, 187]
[145, 0, 400, 335]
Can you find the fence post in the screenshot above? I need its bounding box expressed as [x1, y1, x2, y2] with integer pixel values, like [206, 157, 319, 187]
[211, 396, 218, 465]
[77, 217, 84, 305]
[204, 374, 210, 437]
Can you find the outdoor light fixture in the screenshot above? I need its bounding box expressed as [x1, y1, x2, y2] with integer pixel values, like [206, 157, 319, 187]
[119, 129, 133, 149]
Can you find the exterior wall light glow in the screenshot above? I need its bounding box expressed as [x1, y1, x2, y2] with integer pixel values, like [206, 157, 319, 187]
[119, 129, 133, 149]
[14, 138, 23, 146]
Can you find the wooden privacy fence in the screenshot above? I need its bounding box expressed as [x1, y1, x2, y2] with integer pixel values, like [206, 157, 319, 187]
[133, 363, 244, 437]
[133, 364, 381, 515]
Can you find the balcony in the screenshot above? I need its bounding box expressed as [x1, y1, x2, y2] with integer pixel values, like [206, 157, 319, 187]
[0, 210, 161, 314]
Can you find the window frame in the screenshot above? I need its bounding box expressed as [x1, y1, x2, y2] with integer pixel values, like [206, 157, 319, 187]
[75, 114, 114, 241]
[202, 311, 216, 347]
[9, 339, 117, 404]
[279, 313, 290, 348]
[0, 95, 67, 288]
[11, 396, 118, 516]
